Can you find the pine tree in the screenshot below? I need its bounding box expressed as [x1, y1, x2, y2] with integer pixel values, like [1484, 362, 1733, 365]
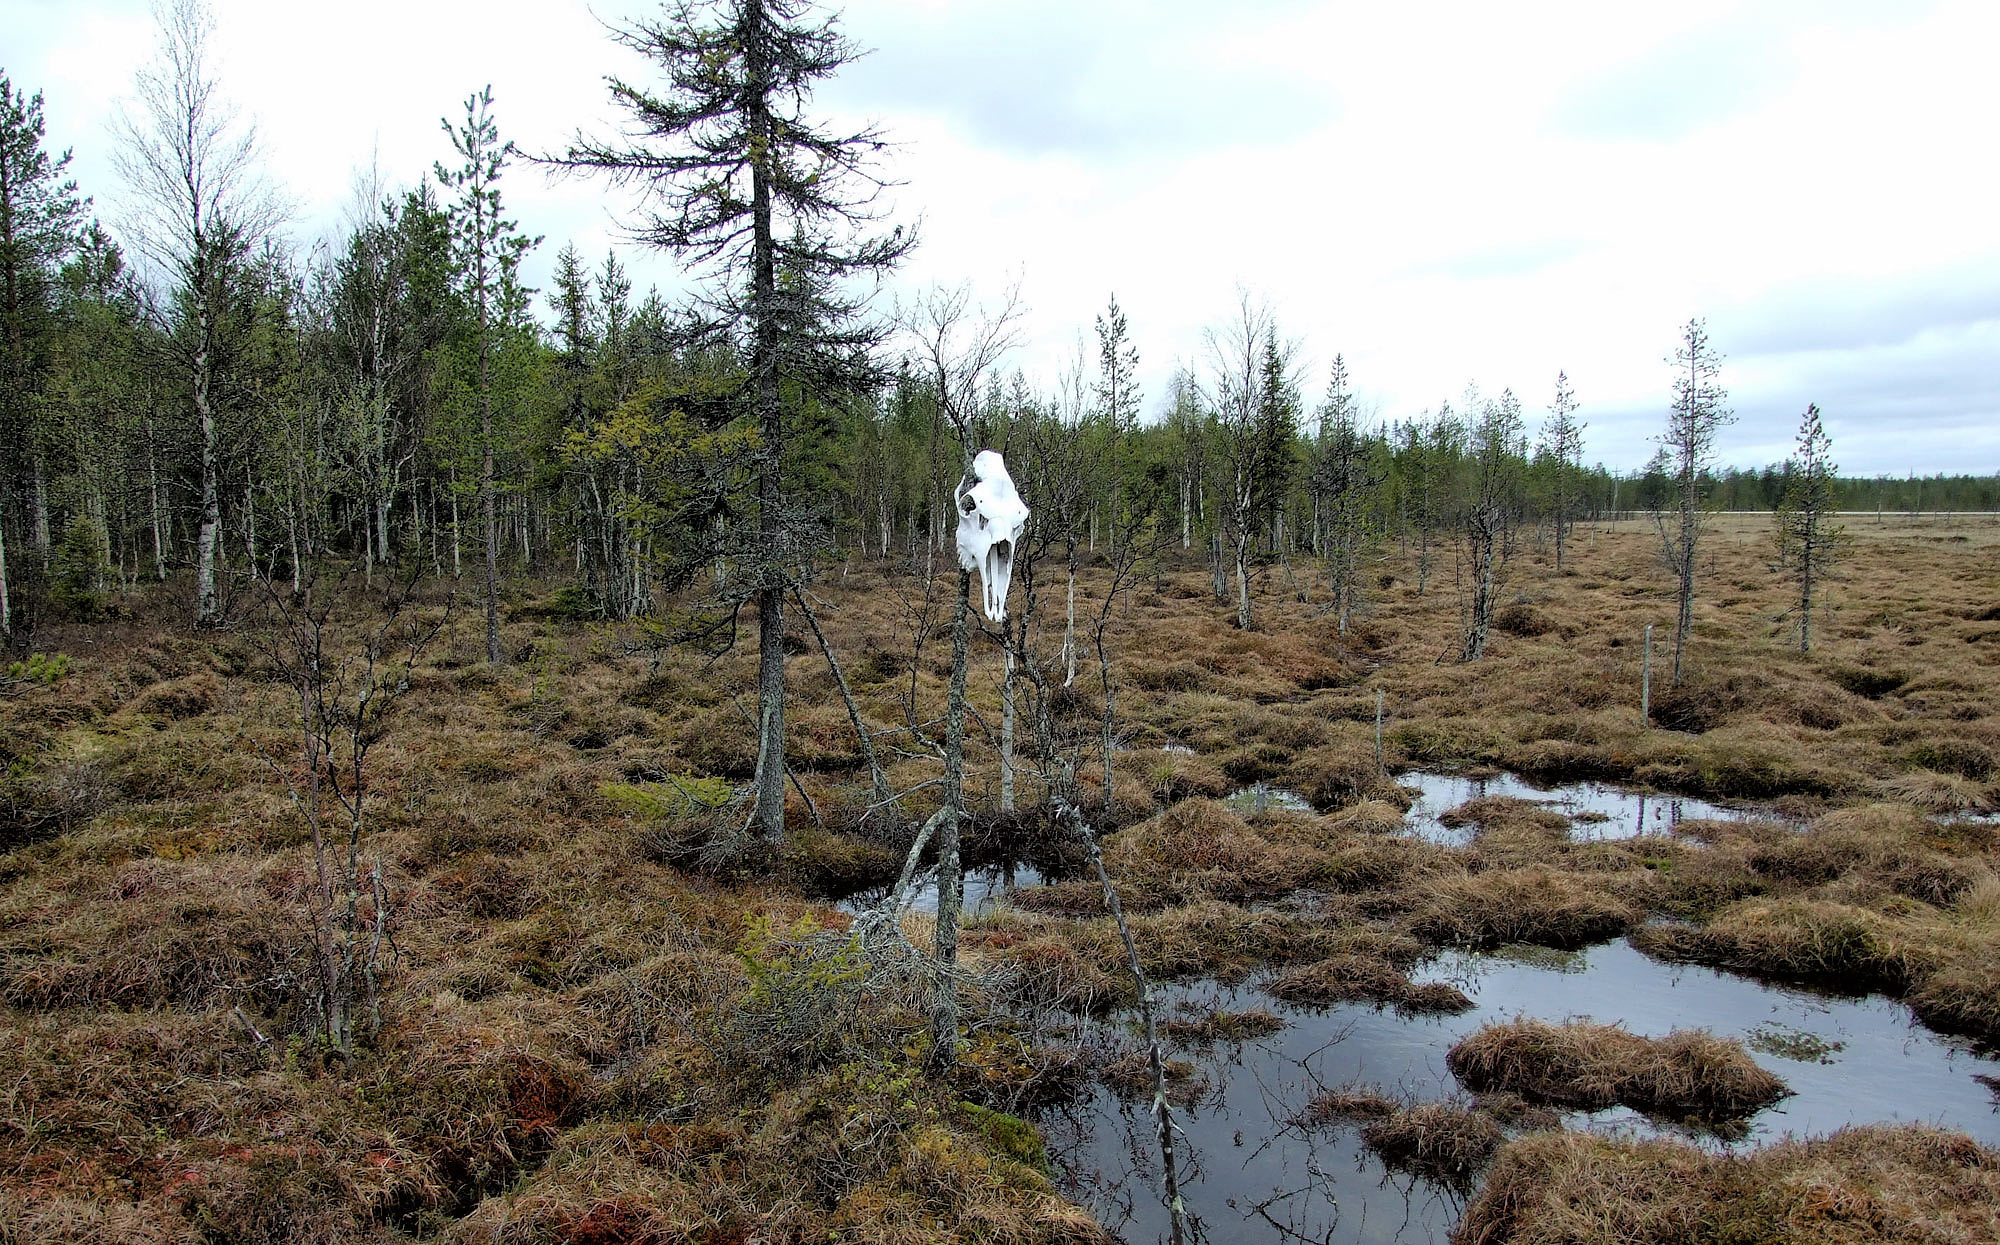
[437, 86, 537, 664]
[1775, 403, 1841, 652]
[0, 72, 89, 614]
[1461, 389, 1523, 660]
[1658, 318, 1733, 685]
[1539, 370, 1584, 572]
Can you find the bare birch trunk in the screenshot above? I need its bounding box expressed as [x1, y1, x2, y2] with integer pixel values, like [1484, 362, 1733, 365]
[1000, 641, 1016, 813]
[930, 569, 970, 1068]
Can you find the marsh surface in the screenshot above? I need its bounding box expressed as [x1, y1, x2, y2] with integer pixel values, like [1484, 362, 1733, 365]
[1397, 770, 1751, 845]
[1044, 938, 2000, 1244]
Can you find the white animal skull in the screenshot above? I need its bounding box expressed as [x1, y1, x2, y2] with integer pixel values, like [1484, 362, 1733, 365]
[955, 449, 1029, 623]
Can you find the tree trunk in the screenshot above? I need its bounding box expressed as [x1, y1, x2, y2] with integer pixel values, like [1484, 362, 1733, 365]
[1180, 472, 1191, 550]
[1062, 557, 1077, 687]
[930, 569, 970, 1067]
[0, 504, 10, 633]
[147, 418, 167, 582]
[1064, 802, 1190, 1245]
[480, 384, 499, 662]
[1233, 513, 1253, 631]
[30, 453, 50, 559]
[1673, 486, 1696, 685]
[748, 3, 788, 842]
[1000, 640, 1016, 813]
[194, 309, 221, 624]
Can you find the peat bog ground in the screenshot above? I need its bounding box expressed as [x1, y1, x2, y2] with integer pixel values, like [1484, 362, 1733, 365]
[2, 513, 1998, 1242]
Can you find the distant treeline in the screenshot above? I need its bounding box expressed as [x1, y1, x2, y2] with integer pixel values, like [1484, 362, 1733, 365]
[3, 64, 1993, 634]
[1699, 467, 2000, 515]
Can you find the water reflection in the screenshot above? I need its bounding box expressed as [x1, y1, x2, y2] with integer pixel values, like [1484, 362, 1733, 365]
[833, 860, 1042, 917]
[1042, 939, 2000, 1244]
[1399, 770, 1749, 845]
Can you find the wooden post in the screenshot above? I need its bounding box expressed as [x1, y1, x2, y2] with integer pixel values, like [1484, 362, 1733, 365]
[1641, 624, 1653, 727]
[1374, 687, 1385, 774]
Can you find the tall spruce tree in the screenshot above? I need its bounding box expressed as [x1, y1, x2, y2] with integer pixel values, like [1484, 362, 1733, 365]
[555, 0, 910, 840]
[1314, 356, 1377, 634]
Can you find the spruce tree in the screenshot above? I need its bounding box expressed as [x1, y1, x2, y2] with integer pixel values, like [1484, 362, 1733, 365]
[554, 0, 911, 840]
[0, 72, 87, 627]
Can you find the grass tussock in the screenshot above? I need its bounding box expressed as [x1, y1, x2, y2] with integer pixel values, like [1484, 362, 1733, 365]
[1410, 868, 1641, 949]
[1297, 1085, 1523, 1189]
[1446, 1018, 1789, 1123]
[1267, 954, 1473, 1014]
[1456, 1124, 2000, 1245]
[1157, 1006, 1285, 1044]
[1361, 1101, 1507, 1188]
[1630, 898, 1930, 993]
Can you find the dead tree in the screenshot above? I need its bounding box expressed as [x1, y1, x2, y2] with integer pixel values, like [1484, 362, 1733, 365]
[254, 569, 448, 1056]
[903, 282, 1021, 1069]
[1459, 389, 1522, 662]
[1657, 319, 1733, 685]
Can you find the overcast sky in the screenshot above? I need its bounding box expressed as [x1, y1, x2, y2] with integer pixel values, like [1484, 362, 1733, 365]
[11, 0, 1999, 474]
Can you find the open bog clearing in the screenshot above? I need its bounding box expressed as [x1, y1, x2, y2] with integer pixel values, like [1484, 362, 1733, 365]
[3, 516, 1998, 1243]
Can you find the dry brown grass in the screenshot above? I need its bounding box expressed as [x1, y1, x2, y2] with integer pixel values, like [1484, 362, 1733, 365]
[1456, 1123, 2000, 1245]
[2, 514, 1997, 1238]
[1297, 1086, 1527, 1189]
[1410, 868, 1642, 949]
[1446, 1018, 1790, 1122]
[1361, 1102, 1507, 1188]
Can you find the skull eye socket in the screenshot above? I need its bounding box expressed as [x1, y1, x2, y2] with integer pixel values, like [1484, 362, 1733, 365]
[959, 496, 978, 515]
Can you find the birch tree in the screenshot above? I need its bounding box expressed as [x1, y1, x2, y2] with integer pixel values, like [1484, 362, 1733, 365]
[1204, 293, 1281, 631]
[112, 0, 282, 625]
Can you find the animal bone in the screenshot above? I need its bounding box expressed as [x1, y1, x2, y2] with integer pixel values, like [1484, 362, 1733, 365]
[954, 449, 1029, 623]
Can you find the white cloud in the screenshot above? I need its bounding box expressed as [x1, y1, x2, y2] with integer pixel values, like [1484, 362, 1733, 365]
[9, 0, 1996, 474]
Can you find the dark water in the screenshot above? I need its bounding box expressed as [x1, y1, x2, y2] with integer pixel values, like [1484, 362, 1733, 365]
[1398, 770, 1749, 846]
[1043, 938, 2000, 1245]
[1224, 784, 1316, 816]
[834, 861, 1044, 917]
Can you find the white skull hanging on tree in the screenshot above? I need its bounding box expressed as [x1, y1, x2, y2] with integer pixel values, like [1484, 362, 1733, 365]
[955, 449, 1029, 623]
